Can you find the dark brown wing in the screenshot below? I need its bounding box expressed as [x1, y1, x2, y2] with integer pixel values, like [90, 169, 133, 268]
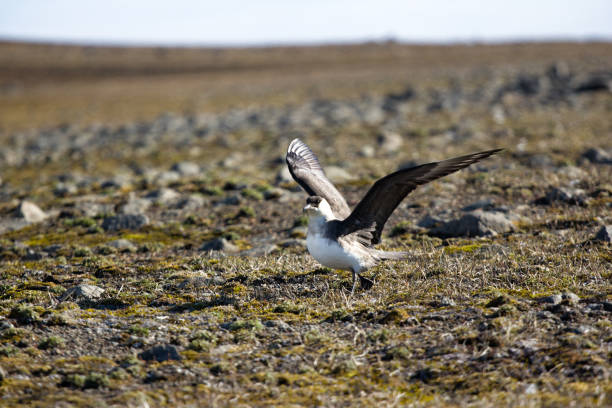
[336, 149, 503, 245]
[286, 138, 351, 218]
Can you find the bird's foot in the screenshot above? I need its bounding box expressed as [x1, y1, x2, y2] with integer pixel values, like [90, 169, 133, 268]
[358, 274, 374, 291]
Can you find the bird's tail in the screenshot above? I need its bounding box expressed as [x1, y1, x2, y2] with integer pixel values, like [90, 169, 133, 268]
[375, 250, 410, 261]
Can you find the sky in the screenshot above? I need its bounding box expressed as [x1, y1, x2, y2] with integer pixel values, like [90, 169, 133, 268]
[1, 0, 611, 46]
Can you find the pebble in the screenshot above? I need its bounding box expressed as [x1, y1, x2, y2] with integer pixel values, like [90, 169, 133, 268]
[171, 161, 200, 176]
[200, 238, 239, 253]
[145, 188, 180, 205]
[60, 284, 105, 301]
[138, 345, 182, 362]
[429, 210, 516, 238]
[17, 201, 48, 223]
[101, 214, 149, 231]
[593, 225, 612, 242]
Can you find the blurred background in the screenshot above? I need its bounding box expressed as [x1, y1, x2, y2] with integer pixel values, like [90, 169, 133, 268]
[0, 0, 611, 182]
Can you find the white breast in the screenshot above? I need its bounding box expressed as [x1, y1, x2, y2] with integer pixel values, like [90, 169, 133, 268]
[306, 234, 362, 272]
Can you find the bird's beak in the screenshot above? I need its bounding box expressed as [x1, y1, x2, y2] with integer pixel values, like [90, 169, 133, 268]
[303, 204, 312, 213]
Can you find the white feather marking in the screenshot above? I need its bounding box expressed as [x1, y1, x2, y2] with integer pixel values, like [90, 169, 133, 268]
[306, 234, 362, 272]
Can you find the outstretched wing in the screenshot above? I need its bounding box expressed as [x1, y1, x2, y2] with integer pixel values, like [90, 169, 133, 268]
[335, 149, 503, 245]
[286, 138, 351, 218]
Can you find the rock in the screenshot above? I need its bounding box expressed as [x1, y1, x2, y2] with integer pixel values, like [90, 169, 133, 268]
[175, 194, 205, 210]
[138, 345, 182, 362]
[557, 165, 587, 180]
[359, 145, 375, 158]
[0, 366, 5, 383]
[154, 170, 181, 186]
[101, 214, 149, 231]
[377, 131, 403, 153]
[200, 238, 239, 253]
[430, 296, 456, 307]
[263, 188, 285, 200]
[171, 161, 200, 177]
[539, 294, 563, 305]
[60, 284, 104, 301]
[574, 74, 612, 93]
[107, 239, 137, 252]
[581, 147, 612, 165]
[118, 194, 151, 215]
[462, 199, 496, 212]
[325, 166, 355, 183]
[593, 225, 612, 242]
[100, 174, 132, 189]
[525, 154, 554, 168]
[53, 182, 77, 197]
[429, 210, 516, 238]
[417, 214, 445, 229]
[145, 188, 180, 205]
[219, 195, 242, 206]
[562, 292, 580, 305]
[536, 187, 586, 206]
[17, 201, 48, 223]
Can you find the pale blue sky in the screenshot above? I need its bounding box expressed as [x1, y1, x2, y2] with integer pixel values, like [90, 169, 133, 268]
[1, 0, 611, 45]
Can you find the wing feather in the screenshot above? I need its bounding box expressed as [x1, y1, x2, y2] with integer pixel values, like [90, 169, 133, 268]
[337, 148, 503, 245]
[285, 138, 351, 218]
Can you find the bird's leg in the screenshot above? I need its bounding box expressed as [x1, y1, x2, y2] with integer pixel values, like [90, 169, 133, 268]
[358, 274, 374, 290]
[350, 270, 358, 297]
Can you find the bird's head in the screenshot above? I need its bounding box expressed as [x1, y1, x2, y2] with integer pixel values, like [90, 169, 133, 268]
[303, 196, 334, 220]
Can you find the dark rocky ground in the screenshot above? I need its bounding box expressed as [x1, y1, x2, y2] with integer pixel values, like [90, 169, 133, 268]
[0, 43, 611, 407]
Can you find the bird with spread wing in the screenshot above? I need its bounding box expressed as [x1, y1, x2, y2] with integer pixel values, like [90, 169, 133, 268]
[286, 138, 502, 295]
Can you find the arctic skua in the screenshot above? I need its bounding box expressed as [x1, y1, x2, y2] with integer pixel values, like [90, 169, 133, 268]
[286, 138, 502, 295]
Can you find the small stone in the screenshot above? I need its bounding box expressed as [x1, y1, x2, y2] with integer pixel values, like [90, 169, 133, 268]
[200, 238, 239, 253]
[101, 214, 149, 231]
[462, 199, 495, 212]
[138, 345, 182, 362]
[593, 225, 612, 242]
[118, 193, 151, 215]
[219, 195, 242, 206]
[581, 147, 612, 165]
[17, 201, 48, 223]
[154, 170, 181, 186]
[539, 293, 563, 305]
[430, 297, 456, 308]
[60, 284, 105, 301]
[524, 383, 538, 395]
[537, 187, 586, 206]
[263, 188, 285, 200]
[359, 145, 375, 158]
[175, 194, 205, 210]
[558, 165, 587, 180]
[107, 239, 136, 252]
[53, 182, 77, 197]
[377, 131, 403, 153]
[429, 210, 515, 238]
[171, 161, 200, 177]
[417, 214, 444, 229]
[145, 188, 180, 205]
[0, 366, 5, 383]
[562, 292, 580, 304]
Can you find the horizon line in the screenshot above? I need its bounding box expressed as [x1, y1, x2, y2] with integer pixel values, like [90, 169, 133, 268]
[2, 34, 612, 49]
